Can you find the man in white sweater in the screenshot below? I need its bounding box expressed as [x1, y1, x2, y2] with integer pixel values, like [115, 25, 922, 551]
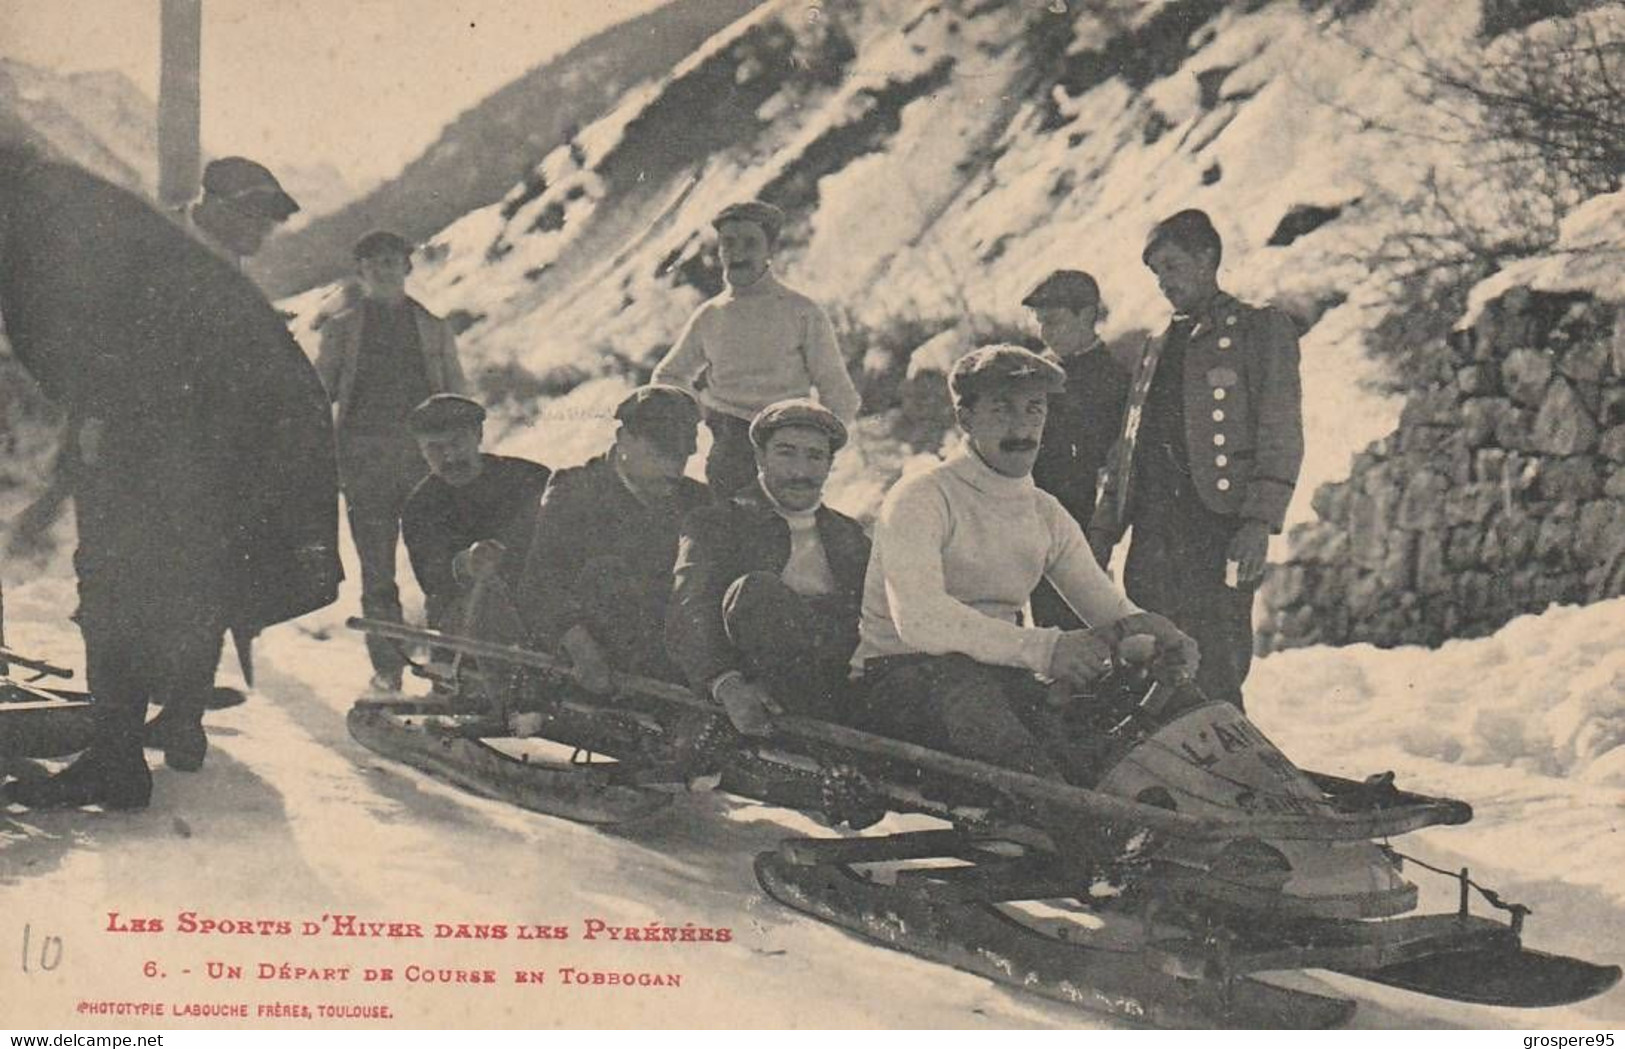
[853, 346, 1197, 781]
[652, 201, 861, 500]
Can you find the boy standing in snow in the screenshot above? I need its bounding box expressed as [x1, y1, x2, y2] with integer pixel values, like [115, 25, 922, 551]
[1025, 269, 1130, 629]
[1089, 209, 1304, 710]
[315, 231, 468, 696]
[651, 201, 860, 500]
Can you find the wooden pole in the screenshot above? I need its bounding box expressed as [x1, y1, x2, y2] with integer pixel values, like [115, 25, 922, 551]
[157, 0, 202, 209]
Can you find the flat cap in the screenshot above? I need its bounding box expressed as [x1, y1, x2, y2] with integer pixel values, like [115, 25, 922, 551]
[949, 345, 1066, 406]
[408, 394, 487, 435]
[749, 398, 848, 452]
[353, 229, 414, 261]
[1143, 208, 1222, 263]
[1021, 269, 1101, 310]
[615, 384, 700, 449]
[202, 156, 300, 221]
[712, 200, 785, 240]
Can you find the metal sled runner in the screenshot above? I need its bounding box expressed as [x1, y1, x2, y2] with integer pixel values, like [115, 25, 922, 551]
[346, 616, 1621, 1028]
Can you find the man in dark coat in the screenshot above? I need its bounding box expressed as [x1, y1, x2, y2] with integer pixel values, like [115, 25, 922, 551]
[0, 146, 341, 809]
[517, 385, 708, 689]
[1089, 210, 1304, 710]
[1025, 269, 1130, 629]
[667, 399, 869, 735]
[401, 394, 550, 633]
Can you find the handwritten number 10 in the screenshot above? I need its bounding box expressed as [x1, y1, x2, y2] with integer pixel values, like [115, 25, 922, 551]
[21, 924, 63, 973]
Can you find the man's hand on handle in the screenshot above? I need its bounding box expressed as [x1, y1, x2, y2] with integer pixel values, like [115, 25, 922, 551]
[1049, 628, 1116, 689]
[712, 673, 782, 737]
[1113, 611, 1200, 682]
[560, 625, 614, 695]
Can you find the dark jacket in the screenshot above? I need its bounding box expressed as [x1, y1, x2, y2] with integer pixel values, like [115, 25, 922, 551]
[0, 146, 341, 634]
[402, 454, 551, 629]
[667, 483, 870, 693]
[1032, 342, 1129, 528]
[517, 453, 709, 648]
[1094, 292, 1304, 539]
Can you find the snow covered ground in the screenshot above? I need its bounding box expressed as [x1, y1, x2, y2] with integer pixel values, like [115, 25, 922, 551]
[2, 484, 1622, 1030]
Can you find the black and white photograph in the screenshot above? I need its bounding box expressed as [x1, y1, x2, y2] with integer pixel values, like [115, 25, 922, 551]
[1, 0, 1622, 1032]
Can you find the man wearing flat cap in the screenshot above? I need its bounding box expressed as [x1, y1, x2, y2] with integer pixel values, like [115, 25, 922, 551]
[315, 229, 469, 695]
[1024, 269, 1130, 629]
[518, 385, 709, 691]
[852, 346, 1196, 781]
[652, 200, 861, 502]
[667, 399, 870, 736]
[400, 395, 551, 634]
[185, 156, 301, 267]
[1090, 209, 1304, 710]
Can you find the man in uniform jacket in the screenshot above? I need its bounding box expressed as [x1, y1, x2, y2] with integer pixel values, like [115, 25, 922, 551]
[518, 385, 709, 690]
[668, 400, 870, 736]
[0, 145, 341, 809]
[400, 395, 551, 633]
[651, 200, 860, 500]
[1025, 269, 1130, 629]
[315, 230, 468, 694]
[1089, 209, 1304, 710]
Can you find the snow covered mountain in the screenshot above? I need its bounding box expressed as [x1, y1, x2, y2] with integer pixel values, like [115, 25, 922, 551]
[252, 0, 763, 298]
[0, 58, 157, 194]
[286, 0, 1614, 531]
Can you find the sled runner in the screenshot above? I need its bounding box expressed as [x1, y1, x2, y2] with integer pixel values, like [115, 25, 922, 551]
[347, 614, 1621, 1028]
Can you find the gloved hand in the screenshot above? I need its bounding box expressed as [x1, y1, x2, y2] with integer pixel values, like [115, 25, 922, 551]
[712, 673, 783, 737]
[560, 625, 613, 695]
[1112, 612, 1200, 682]
[453, 539, 508, 584]
[1048, 628, 1116, 688]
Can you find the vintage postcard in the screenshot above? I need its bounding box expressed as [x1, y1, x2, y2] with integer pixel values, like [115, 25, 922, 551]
[1, 0, 1622, 1033]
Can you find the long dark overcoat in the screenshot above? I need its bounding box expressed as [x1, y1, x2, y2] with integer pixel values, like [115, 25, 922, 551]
[0, 146, 341, 638]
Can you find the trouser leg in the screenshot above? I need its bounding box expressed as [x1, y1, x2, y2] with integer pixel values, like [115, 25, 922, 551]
[721, 571, 854, 721]
[1124, 509, 1251, 709]
[340, 435, 426, 677]
[860, 655, 1061, 779]
[703, 412, 758, 502]
[573, 556, 681, 683]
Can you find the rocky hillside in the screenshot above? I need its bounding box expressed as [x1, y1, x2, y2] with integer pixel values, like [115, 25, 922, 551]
[253, 0, 762, 298]
[284, 0, 1599, 527]
[1261, 193, 1625, 650]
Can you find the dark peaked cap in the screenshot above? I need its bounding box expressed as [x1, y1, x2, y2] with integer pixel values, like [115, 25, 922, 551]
[408, 394, 487, 435]
[353, 229, 414, 260]
[749, 398, 848, 452]
[1143, 208, 1223, 263]
[615, 384, 701, 446]
[712, 200, 785, 240]
[1022, 269, 1101, 310]
[949, 345, 1066, 406]
[202, 156, 300, 220]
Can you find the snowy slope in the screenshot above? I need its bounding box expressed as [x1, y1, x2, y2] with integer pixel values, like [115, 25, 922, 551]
[2, 558, 1623, 1028]
[278, 0, 1557, 531]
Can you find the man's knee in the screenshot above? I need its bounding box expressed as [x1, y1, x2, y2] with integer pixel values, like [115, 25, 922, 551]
[721, 571, 809, 655]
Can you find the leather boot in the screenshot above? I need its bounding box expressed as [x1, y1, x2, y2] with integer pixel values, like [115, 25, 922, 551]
[142, 705, 208, 772]
[4, 747, 151, 811]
